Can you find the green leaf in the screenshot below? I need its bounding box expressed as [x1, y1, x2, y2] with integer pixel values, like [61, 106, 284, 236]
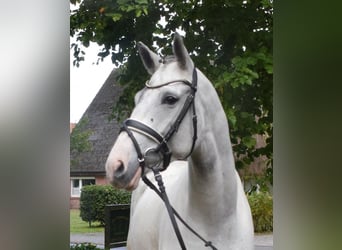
[246, 56, 257, 65]
[135, 9, 142, 17]
[105, 12, 123, 21]
[249, 70, 259, 79]
[231, 80, 240, 88]
[265, 64, 273, 74]
[135, 0, 148, 4]
[242, 136, 256, 149]
[246, 78, 252, 85]
[142, 7, 148, 15]
[241, 112, 250, 119]
[112, 13, 122, 22]
[117, 0, 129, 4]
[227, 109, 237, 127]
[126, 5, 135, 12]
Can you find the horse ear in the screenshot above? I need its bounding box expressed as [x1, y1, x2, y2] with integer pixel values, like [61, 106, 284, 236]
[138, 42, 160, 75]
[172, 33, 194, 70]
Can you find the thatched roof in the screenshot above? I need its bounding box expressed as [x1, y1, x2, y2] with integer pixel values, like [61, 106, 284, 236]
[70, 69, 123, 176]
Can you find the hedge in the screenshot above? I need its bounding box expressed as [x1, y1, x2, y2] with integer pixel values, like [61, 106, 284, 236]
[80, 185, 131, 226]
[70, 243, 101, 250]
[79, 184, 272, 233]
[247, 191, 273, 233]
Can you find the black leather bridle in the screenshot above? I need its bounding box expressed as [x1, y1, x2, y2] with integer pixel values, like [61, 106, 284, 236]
[120, 67, 217, 250]
[120, 67, 198, 174]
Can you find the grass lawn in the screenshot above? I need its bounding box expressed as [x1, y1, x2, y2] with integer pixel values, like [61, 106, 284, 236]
[70, 209, 104, 233]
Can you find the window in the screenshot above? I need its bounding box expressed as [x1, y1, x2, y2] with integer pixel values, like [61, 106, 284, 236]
[71, 179, 80, 196]
[70, 177, 95, 197]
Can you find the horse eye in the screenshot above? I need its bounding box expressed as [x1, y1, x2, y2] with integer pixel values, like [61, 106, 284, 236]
[162, 95, 179, 105]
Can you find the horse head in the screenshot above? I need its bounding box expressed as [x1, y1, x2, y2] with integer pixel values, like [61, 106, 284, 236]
[106, 33, 199, 190]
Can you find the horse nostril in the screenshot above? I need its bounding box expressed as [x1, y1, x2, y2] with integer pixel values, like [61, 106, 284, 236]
[114, 161, 125, 178]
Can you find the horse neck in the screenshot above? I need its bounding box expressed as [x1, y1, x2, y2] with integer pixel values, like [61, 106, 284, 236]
[187, 70, 238, 223]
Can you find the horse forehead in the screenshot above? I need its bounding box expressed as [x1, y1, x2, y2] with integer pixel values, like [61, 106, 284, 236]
[149, 63, 190, 86]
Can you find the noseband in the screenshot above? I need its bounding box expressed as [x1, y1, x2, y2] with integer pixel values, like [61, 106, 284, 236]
[119, 67, 217, 250]
[120, 67, 198, 173]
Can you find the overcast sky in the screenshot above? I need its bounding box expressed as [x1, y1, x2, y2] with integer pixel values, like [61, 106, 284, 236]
[70, 2, 115, 123]
[70, 42, 115, 123]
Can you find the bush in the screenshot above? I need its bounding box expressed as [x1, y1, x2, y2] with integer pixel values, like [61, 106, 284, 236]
[80, 185, 131, 226]
[70, 243, 101, 250]
[247, 191, 273, 233]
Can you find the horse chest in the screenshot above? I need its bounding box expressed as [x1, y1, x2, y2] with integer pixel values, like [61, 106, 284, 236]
[127, 166, 254, 250]
[128, 163, 190, 249]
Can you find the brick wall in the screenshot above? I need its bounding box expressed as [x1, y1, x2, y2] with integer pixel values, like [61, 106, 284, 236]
[70, 123, 76, 133]
[96, 175, 109, 185]
[70, 197, 80, 209]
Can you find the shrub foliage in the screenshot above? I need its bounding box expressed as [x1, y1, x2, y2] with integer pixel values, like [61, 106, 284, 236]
[70, 243, 101, 250]
[80, 185, 131, 226]
[247, 192, 273, 233]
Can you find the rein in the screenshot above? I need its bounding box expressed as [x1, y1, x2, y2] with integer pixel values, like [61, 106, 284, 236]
[120, 68, 218, 250]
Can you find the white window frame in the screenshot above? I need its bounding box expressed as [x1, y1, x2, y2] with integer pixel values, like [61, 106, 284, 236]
[70, 177, 96, 197]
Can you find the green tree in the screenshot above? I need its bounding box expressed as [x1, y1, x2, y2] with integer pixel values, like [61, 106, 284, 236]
[70, 0, 273, 184]
[70, 117, 92, 165]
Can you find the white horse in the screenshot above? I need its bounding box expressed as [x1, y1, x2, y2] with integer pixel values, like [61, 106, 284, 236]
[106, 33, 254, 249]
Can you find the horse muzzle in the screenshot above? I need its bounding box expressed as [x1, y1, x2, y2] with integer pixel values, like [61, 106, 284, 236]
[105, 134, 143, 191]
[106, 158, 142, 191]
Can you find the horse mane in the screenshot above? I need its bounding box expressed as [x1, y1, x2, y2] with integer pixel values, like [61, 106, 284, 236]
[159, 55, 176, 64]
